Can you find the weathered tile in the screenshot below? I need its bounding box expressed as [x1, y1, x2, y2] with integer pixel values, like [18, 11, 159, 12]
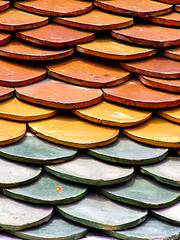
[0, 58, 46, 87]
[54, 9, 133, 31]
[175, 5, 180, 12]
[73, 101, 152, 127]
[0, 118, 26, 145]
[57, 193, 147, 230]
[0, 157, 41, 187]
[3, 173, 87, 205]
[0, 86, 14, 101]
[157, 106, 180, 123]
[46, 56, 130, 87]
[13, 0, 93, 16]
[0, 193, 53, 231]
[141, 157, 180, 187]
[123, 115, 180, 148]
[138, 74, 180, 93]
[103, 78, 180, 108]
[0, 132, 78, 164]
[9, 215, 88, 240]
[0, 97, 58, 121]
[100, 174, 180, 208]
[16, 23, 95, 47]
[28, 113, 119, 149]
[112, 23, 180, 47]
[16, 78, 103, 109]
[0, 7, 49, 31]
[76, 37, 156, 60]
[94, 0, 173, 17]
[0, 31, 10, 46]
[164, 45, 180, 61]
[0, 1, 10, 12]
[155, 0, 180, 3]
[120, 56, 180, 78]
[45, 153, 134, 186]
[87, 134, 168, 165]
[0, 39, 74, 61]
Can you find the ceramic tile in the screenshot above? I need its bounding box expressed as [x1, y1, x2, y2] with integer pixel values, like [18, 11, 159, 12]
[0, 86, 14, 101]
[112, 23, 180, 47]
[175, 4, 180, 12]
[94, 0, 173, 17]
[0, 1, 10, 12]
[138, 74, 180, 93]
[16, 23, 95, 47]
[120, 56, 180, 78]
[0, 32, 10, 46]
[103, 78, 180, 108]
[16, 78, 103, 109]
[28, 113, 119, 149]
[77, 37, 156, 60]
[0, 39, 74, 61]
[54, 9, 133, 31]
[155, 0, 180, 3]
[0, 7, 49, 31]
[13, 0, 93, 16]
[157, 106, 180, 123]
[46, 56, 130, 87]
[164, 45, 180, 61]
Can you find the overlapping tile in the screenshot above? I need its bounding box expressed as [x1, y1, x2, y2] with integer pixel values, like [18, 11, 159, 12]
[157, 106, 180, 123]
[0, 1, 10, 12]
[164, 45, 180, 61]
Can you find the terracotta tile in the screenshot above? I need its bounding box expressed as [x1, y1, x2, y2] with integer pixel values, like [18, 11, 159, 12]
[0, 31, 10, 46]
[112, 23, 180, 47]
[157, 106, 180, 123]
[0, 1, 10, 12]
[28, 113, 119, 149]
[175, 5, 180, 12]
[0, 97, 59, 121]
[120, 56, 180, 79]
[46, 56, 130, 87]
[0, 86, 14, 101]
[0, 58, 46, 87]
[76, 37, 156, 60]
[13, 0, 93, 16]
[156, 0, 180, 3]
[138, 74, 180, 93]
[73, 100, 152, 127]
[94, 0, 173, 17]
[16, 23, 95, 48]
[164, 46, 180, 61]
[123, 115, 180, 148]
[146, 12, 180, 27]
[0, 7, 49, 31]
[0, 118, 26, 145]
[0, 39, 74, 61]
[103, 78, 180, 108]
[16, 78, 103, 109]
[53, 9, 133, 31]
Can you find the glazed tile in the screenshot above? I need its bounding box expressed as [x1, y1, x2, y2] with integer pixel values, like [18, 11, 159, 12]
[46, 56, 130, 88]
[0, 86, 14, 101]
[0, 1, 10, 12]
[107, 217, 180, 240]
[100, 174, 180, 209]
[157, 106, 180, 123]
[0, 39, 74, 61]
[10, 215, 88, 240]
[45, 153, 134, 186]
[120, 56, 180, 79]
[3, 173, 87, 205]
[152, 201, 180, 225]
[73, 101, 152, 127]
[112, 23, 180, 47]
[0, 97, 58, 121]
[175, 5, 180, 12]
[28, 113, 119, 149]
[76, 37, 156, 60]
[54, 9, 133, 31]
[146, 11, 180, 27]
[13, 0, 93, 16]
[138, 74, 180, 93]
[0, 8, 49, 31]
[0, 157, 41, 187]
[16, 78, 103, 109]
[94, 0, 173, 17]
[0, 32, 10, 46]
[0, 193, 53, 231]
[57, 193, 147, 230]
[87, 134, 168, 165]
[141, 157, 180, 187]
[164, 45, 180, 61]
[16, 23, 95, 48]
[123, 115, 180, 148]
[0, 118, 26, 145]
[103, 78, 180, 108]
